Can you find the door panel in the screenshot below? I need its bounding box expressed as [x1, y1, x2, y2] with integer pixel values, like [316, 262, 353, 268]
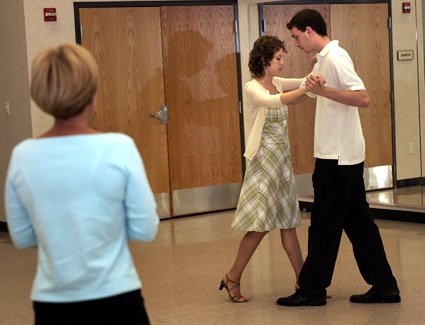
[330, 3, 392, 168]
[263, 4, 331, 174]
[161, 6, 242, 189]
[79, 7, 171, 217]
[161, 6, 242, 215]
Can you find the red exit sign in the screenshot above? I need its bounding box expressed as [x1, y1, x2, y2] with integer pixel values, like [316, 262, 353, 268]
[43, 8, 57, 22]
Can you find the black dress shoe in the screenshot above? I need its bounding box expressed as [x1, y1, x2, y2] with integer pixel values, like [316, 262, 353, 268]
[350, 287, 401, 304]
[276, 290, 326, 307]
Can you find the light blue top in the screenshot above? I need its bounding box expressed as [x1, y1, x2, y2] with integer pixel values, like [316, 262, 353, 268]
[5, 133, 159, 302]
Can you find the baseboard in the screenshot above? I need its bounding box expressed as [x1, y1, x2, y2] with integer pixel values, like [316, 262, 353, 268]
[0, 221, 8, 233]
[298, 200, 425, 224]
[299, 201, 313, 212]
[369, 208, 425, 224]
[396, 177, 423, 187]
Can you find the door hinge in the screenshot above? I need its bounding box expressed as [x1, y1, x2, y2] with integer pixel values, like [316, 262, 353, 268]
[80, 25, 84, 40]
[239, 101, 242, 114]
[234, 20, 240, 53]
[261, 19, 266, 35]
[388, 17, 392, 30]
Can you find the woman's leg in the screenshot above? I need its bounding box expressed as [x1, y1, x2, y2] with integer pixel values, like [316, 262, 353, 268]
[223, 231, 268, 298]
[280, 228, 304, 287]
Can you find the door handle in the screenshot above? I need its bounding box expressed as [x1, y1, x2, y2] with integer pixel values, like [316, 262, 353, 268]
[150, 104, 168, 124]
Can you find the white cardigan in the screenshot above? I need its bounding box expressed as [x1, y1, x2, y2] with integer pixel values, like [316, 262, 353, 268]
[243, 77, 303, 160]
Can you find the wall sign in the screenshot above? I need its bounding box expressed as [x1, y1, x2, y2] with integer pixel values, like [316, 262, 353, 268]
[402, 2, 411, 14]
[43, 8, 57, 22]
[397, 50, 414, 61]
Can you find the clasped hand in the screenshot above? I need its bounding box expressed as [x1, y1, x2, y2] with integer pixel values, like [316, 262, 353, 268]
[306, 74, 326, 94]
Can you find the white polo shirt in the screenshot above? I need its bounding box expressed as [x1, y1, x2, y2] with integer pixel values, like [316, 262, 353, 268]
[311, 40, 366, 165]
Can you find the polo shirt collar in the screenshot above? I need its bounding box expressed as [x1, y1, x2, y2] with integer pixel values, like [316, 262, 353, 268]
[318, 40, 339, 58]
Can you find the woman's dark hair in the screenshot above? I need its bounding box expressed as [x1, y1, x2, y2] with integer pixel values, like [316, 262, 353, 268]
[286, 9, 327, 37]
[248, 35, 286, 79]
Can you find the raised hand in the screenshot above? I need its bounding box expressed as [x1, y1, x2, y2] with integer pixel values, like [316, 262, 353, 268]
[306, 74, 326, 94]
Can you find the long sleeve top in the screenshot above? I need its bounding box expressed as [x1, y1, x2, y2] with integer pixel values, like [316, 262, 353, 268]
[5, 133, 159, 302]
[243, 77, 303, 159]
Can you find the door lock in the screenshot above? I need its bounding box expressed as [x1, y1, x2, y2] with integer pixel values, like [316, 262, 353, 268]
[150, 104, 168, 124]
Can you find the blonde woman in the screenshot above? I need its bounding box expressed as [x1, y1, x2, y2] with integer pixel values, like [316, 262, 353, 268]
[5, 44, 159, 324]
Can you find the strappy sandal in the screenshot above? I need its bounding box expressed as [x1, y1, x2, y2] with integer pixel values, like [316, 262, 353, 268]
[219, 274, 249, 303]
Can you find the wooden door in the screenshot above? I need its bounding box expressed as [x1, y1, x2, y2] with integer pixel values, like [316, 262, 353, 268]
[79, 7, 171, 217]
[262, 3, 392, 173]
[78, 4, 242, 217]
[161, 6, 242, 216]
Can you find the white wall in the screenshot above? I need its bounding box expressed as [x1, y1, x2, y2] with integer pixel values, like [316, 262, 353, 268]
[0, 0, 32, 223]
[391, 0, 424, 181]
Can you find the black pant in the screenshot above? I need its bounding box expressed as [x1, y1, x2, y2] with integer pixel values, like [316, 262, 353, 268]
[298, 159, 398, 294]
[33, 290, 150, 325]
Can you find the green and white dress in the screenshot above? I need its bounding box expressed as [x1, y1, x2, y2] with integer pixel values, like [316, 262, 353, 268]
[232, 79, 300, 232]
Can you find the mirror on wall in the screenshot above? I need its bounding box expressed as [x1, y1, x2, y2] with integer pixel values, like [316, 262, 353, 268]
[368, 2, 425, 211]
[245, 1, 425, 215]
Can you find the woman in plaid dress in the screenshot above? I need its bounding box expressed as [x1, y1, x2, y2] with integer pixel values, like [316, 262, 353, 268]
[219, 36, 308, 303]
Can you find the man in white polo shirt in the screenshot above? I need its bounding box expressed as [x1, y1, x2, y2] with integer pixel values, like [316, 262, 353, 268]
[276, 8, 400, 307]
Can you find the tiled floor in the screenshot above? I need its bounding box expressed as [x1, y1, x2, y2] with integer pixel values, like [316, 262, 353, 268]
[1, 205, 425, 324]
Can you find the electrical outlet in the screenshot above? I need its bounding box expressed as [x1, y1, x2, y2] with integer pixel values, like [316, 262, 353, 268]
[408, 142, 414, 154]
[4, 101, 10, 116]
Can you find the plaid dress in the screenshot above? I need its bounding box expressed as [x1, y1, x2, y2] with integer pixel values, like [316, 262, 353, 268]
[232, 106, 300, 232]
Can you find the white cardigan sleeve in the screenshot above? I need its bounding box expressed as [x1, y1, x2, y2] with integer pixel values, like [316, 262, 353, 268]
[273, 77, 304, 92]
[244, 80, 283, 108]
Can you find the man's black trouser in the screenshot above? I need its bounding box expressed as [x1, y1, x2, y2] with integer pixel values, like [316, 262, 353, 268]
[298, 159, 398, 294]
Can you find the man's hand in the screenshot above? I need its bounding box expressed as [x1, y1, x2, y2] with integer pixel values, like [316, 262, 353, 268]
[306, 74, 326, 94]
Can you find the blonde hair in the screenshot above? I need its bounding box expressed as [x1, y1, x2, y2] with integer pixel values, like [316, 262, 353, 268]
[30, 44, 99, 119]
